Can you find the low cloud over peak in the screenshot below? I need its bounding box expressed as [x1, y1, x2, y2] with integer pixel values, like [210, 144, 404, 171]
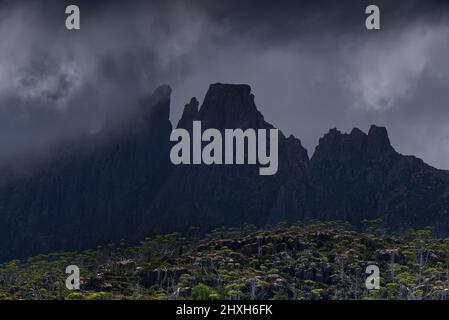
[0, 0, 449, 170]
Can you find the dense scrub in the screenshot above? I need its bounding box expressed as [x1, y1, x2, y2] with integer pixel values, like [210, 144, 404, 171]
[1, 220, 448, 300]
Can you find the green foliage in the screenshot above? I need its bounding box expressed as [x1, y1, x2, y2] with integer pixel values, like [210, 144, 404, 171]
[0, 292, 13, 300]
[192, 284, 220, 300]
[85, 292, 113, 300]
[1, 220, 449, 300]
[66, 292, 85, 300]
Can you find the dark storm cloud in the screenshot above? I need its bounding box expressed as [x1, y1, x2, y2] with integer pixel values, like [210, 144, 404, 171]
[0, 0, 205, 163]
[1, 0, 449, 169]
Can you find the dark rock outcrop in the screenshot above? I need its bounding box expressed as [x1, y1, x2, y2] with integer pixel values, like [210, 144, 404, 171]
[138, 84, 309, 237]
[0, 85, 173, 261]
[308, 125, 449, 232]
[0, 82, 449, 262]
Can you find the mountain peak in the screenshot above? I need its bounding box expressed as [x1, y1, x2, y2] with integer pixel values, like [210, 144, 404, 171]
[368, 125, 391, 145]
[196, 83, 267, 130]
[2, 83, 449, 263]
[177, 97, 199, 130]
[366, 125, 396, 157]
[350, 127, 366, 137]
[312, 125, 396, 162]
[206, 83, 252, 96]
[139, 85, 171, 118]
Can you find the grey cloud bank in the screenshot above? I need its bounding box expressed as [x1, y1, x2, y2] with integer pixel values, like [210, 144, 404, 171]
[1, 0, 449, 169]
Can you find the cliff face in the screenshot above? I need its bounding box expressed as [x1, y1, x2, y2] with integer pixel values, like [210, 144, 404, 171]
[0, 85, 173, 261]
[308, 126, 449, 232]
[0, 83, 449, 261]
[138, 84, 310, 237]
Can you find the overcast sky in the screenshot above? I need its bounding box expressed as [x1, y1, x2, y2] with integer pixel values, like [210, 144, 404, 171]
[1, 0, 449, 169]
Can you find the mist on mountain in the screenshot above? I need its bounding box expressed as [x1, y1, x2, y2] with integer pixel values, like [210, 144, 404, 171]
[0, 83, 448, 262]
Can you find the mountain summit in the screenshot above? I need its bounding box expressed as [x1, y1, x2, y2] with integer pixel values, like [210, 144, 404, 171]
[0, 83, 448, 261]
[310, 123, 449, 230]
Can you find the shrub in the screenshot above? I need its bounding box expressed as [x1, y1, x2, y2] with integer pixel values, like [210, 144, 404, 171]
[192, 284, 220, 300]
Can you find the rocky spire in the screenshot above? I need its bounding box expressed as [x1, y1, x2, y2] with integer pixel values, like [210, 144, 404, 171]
[139, 85, 172, 122]
[194, 83, 269, 130]
[367, 125, 395, 156]
[311, 125, 396, 163]
[177, 97, 199, 130]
